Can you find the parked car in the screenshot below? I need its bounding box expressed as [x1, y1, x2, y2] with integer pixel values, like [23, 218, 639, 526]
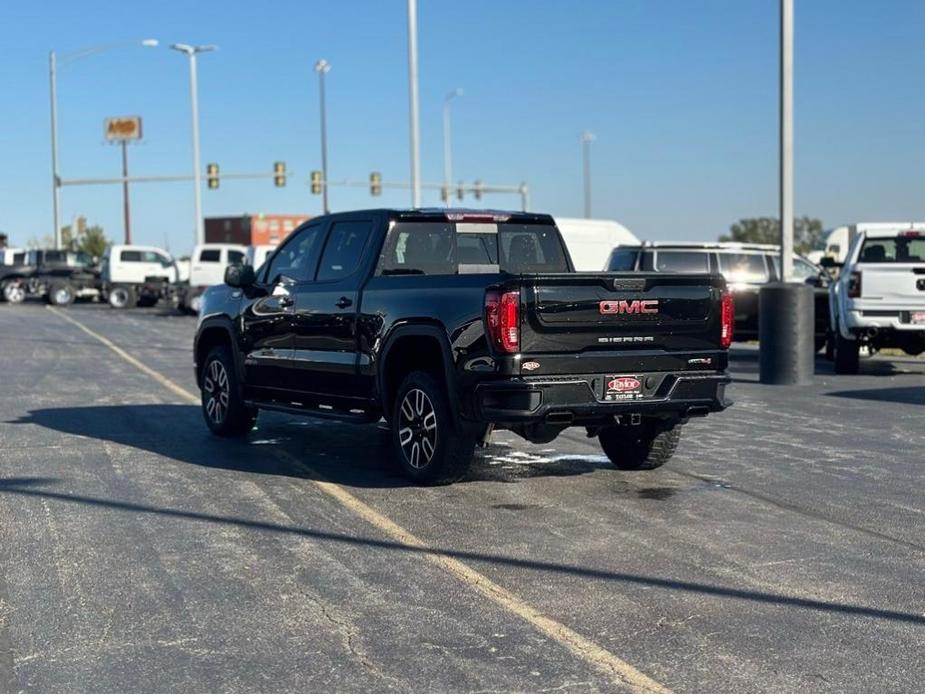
[606, 242, 830, 350]
[825, 228, 925, 373]
[0, 249, 100, 305]
[101, 245, 178, 308]
[553, 217, 639, 271]
[194, 209, 732, 485]
[177, 244, 247, 314]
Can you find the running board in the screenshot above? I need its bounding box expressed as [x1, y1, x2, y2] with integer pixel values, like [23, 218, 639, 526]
[247, 399, 379, 424]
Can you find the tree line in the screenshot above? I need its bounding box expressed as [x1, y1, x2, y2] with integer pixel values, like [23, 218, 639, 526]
[719, 217, 825, 256]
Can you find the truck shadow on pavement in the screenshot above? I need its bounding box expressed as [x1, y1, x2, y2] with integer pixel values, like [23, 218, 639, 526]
[826, 386, 925, 406]
[0, 473, 923, 628]
[727, 347, 922, 382]
[10, 404, 615, 489]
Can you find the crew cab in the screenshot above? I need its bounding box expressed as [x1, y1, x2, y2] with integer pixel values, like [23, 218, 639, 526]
[101, 245, 178, 308]
[194, 210, 733, 484]
[826, 228, 925, 373]
[177, 243, 247, 314]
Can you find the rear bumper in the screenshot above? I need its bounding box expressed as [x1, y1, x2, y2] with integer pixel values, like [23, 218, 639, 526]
[474, 371, 730, 425]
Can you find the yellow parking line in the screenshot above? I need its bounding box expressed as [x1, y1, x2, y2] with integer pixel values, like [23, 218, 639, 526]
[47, 306, 672, 694]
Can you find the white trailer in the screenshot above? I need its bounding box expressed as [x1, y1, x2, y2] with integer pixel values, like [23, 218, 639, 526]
[553, 218, 640, 271]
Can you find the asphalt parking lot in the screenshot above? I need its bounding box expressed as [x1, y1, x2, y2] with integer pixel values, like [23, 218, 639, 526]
[0, 302, 923, 693]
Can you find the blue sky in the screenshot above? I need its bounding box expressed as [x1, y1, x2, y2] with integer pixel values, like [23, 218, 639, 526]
[2, 0, 924, 253]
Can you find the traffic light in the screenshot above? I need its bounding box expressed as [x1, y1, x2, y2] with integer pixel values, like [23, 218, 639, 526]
[310, 170, 322, 194]
[273, 161, 286, 187]
[207, 163, 219, 189]
[370, 171, 382, 196]
[440, 186, 449, 203]
[473, 179, 483, 201]
[457, 182, 465, 201]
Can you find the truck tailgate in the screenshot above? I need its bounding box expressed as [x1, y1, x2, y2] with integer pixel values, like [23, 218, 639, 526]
[856, 263, 925, 306]
[518, 272, 725, 358]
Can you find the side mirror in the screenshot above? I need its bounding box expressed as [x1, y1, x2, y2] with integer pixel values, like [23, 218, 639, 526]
[225, 263, 256, 288]
[818, 256, 840, 269]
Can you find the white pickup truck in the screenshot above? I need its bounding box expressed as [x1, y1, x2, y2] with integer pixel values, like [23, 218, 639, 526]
[827, 228, 925, 373]
[101, 245, 178, 308]
[177, 243, 247, 314]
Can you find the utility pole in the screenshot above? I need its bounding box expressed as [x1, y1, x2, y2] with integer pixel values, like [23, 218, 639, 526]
[580, 131, 594, 219]
[121, 140, 131, 243]
[407, 0, 421, 208]
[315, 59, 331, 214]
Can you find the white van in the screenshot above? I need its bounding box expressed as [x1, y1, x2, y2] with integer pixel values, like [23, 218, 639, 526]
[101, 245, 178, 308]
[177, 243, 247, 314]
[553, 218, 640, 271]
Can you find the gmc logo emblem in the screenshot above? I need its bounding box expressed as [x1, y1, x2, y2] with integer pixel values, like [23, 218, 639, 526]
[600, 299, 659, 315]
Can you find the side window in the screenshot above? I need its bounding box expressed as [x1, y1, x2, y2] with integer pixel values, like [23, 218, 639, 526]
[228, 250, 245, 265]
[607, 248, 640, 271]
[792, 258, 818, 281]
[121, 250, 142, 262]
[265, 224, 325, 283]
[718, 252, 769, 283]
[653, 251, 710, 273]
[199, 249, 221, 262]
[379, 222, 455, 275]
[316, 221, 372, 281]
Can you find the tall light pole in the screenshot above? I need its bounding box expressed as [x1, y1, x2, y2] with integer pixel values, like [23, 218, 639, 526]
[49, 39, 158, 249]
[171, 43, 216, 247]
[780, 0, 794, 282]
[407, 0, 421, 208]
[314, 59, 332, 214]
[442, 88, 463, 207]
[580, 131, 595, 219]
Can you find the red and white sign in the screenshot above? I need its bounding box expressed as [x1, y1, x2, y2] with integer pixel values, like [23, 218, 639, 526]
[607, 377, 641, 393]
[104, 116, 143, 142]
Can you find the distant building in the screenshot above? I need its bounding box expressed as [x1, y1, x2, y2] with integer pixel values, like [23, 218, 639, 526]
[204, 214, 310, 246]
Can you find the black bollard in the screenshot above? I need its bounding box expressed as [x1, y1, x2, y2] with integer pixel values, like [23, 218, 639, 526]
[758, 282, 814, 385]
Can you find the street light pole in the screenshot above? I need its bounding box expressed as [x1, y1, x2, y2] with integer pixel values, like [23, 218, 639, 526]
[172, 43, 216, 247]
[780, 0, 794, 282]
[442, 88, 462, 207]
[315, 59, 331, 214]
[580, 131, 595, 219]
[121, 140, 131, 243]
[49, 51, 61, 250]
[48, 39, 158, 249]
[407, 0, 421, 208]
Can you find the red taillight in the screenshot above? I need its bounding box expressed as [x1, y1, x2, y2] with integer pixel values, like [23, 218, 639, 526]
[485, 290, 520, 353]
[848, 271, 862, 298]
[720, 291, 734, 349]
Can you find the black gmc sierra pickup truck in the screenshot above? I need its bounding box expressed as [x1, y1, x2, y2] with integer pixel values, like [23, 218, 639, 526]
[194, 209, 733, 484]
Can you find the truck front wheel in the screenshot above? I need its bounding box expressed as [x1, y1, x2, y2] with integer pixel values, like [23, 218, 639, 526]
[108, 285, 136, 309]
[47, 281, 75, 306]
[598, 419, 682, 470]
[390, 370, 476, 485]
[834, 332, 860, 374]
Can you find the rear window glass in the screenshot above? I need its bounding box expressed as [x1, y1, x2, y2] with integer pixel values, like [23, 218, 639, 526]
[607, 248, 639, 271]
[377, 222, 569, 276]
[858, 235, 925, 263]
[654, 251, 710, 273]
[718, 252, 768, 283]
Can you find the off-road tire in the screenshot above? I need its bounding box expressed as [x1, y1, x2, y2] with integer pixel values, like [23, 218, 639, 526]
[47, 281, 75, 306]
[108, 285, 136, 309]
[834, 331, 860, 375]
[598, 419, 683, 470]
[201, 345, 257, 437]
[390, 370, 476, 485]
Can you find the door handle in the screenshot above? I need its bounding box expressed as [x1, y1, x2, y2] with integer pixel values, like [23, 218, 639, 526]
[335, 296, 353, 309]
[278, 295, 294, 308]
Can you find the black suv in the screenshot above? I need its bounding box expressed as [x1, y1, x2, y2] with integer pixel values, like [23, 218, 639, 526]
[606, 242, 830, 349]
[194, 209, 732, 484]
